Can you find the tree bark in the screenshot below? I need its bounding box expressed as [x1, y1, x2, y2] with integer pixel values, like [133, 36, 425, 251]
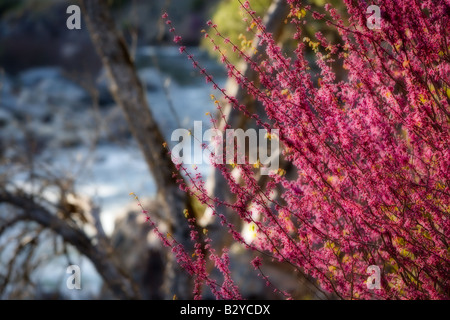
[0, 190, 139, 299]
[80, 0, 193, 299]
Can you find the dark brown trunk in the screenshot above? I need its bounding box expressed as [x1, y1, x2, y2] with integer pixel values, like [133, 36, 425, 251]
[80, 0, 193, 299]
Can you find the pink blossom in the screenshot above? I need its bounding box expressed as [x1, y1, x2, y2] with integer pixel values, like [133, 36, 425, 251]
[251, 256, 262, 269]
[174, 35, 182, 43]
[150, 0, 450, 300]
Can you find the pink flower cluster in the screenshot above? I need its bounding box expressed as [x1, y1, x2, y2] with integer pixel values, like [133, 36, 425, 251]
[160, 0, 449, 300]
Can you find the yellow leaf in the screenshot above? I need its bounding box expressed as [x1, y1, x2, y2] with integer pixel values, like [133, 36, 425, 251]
[405, 28, 412, 39]
[296, 9, 306, 19]
[418, 94, 427, 103]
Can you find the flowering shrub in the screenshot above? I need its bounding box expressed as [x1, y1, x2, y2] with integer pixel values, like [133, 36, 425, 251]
[152, 0, 450, 300]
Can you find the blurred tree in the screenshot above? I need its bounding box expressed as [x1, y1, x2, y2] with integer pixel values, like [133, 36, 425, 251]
[202, 0, 272, 64]
[80, 0, 195, 299]
[0, 181, 140, 299]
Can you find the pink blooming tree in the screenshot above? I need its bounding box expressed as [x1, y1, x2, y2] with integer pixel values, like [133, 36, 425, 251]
[140, 0, 449, 300]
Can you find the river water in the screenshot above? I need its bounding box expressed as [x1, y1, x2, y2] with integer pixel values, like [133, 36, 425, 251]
[0, 46, 226, 298]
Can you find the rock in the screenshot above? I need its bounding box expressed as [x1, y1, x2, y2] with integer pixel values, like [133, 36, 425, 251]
[137, 68, 159, 92]
[101, 200, 167, 299]
[101, 105, 132, 143]
[36, 76, 89, 106]
[95, 71, 116, 108]
[0, 108, 13, 128]
[12, 100, 53, 122]
[17, 67, 89, 108]
[0, 72, 18, 113]
[18, 67, 61, 87]
[0, 71, 12, 92]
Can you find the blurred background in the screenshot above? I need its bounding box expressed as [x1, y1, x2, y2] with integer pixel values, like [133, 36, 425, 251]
[0, 0, 337, 300]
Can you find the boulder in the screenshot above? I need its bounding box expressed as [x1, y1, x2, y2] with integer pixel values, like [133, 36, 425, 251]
[18, 67, 89, 108]
[101, 200, 167, 300]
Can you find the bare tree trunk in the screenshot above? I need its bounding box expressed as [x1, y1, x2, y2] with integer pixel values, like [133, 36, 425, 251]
[80, 0, 193, 299]
[0, 190, 139, 299]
